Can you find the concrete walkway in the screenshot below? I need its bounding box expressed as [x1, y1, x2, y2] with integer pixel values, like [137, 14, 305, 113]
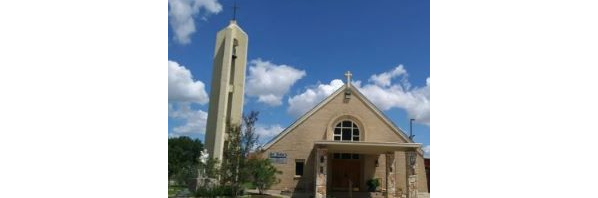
[245, 189, 290, 198]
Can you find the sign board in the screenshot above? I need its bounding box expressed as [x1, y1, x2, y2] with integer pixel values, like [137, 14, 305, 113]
[269, 152, 287, 164]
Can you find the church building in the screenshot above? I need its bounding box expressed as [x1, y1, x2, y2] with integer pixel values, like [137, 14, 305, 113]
[260, 74, 429, 198]
[205, 19, 429, 198]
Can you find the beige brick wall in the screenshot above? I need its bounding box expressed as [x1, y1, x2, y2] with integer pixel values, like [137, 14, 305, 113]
[262, 88, 428, 193]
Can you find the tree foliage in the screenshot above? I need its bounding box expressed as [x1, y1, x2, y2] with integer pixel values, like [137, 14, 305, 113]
[168, 111, 281, 197]
[248, 158, 282, 194]
[168, 136, 204, 185]
[220, 111, 263, 197]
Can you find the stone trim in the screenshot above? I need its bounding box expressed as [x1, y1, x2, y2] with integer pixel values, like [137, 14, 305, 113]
[315, 148, 328, 198]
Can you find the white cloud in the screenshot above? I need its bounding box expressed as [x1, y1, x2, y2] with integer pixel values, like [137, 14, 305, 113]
[369, 65, 407, 87]
[246, 59, 306, 106]
[423, 145, 430, 158]
[287, 79, 344, 117]
[357, 66, 430, 125]
[168, 103, 208, 136]
[168, 60, 209, 105]
[168, 0, 222, 44]
[286, 65, 430, 125]
[255, 124, 284, 139]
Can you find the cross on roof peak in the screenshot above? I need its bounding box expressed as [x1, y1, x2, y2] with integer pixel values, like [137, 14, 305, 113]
[345, 71, 352, 87]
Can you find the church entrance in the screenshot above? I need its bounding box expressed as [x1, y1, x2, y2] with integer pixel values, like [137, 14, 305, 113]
[331, 153, 361, 192]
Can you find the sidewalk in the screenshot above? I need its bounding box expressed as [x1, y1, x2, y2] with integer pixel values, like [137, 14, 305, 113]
[244, 189, 290, 198]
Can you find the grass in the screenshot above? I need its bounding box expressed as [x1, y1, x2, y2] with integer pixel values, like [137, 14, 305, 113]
[242, 182, 256, 189]
[169, 184, 282, 198]
[168, 185, 185, 197]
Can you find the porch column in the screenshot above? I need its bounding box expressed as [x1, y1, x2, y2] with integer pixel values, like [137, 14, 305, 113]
[315, 148, 328, 198]
[385, 152, 396, 198]
[407, 151, 418, 198]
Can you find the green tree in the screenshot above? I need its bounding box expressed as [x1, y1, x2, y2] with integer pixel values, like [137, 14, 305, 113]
[168, 136, 204, 185]
[220, 123, 242, 195]
[220, 111, 261, 197]
[241, 111, 260, 157]
[248, 158, 282, 194]
[201, 157, 219, 179]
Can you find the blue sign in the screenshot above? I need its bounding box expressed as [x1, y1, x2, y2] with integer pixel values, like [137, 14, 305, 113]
[269, 152, 287, 164]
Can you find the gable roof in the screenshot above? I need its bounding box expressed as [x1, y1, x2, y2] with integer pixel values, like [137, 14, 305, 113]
[261, 84, 415, 151]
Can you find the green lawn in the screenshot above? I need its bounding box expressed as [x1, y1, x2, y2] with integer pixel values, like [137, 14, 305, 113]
[168, 185, 185, 197]
[242, 182, 256, 189]
[169, 185, 282, 198]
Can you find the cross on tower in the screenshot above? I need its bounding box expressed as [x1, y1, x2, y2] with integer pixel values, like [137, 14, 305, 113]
[345, 71, 352, 87]
[232, 2, 239, 21]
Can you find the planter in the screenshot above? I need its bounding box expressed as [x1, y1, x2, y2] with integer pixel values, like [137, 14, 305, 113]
[366, 178, 381, 193]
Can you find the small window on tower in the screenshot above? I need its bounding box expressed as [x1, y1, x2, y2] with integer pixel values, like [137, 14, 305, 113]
[232, 39, 239, 59]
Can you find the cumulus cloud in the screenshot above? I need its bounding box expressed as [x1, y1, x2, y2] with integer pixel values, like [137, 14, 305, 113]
[168, 60, 209, 105]
[286, 65, 430, 125]
[356, 66, 430, 124]
[255, 124, 285, 139]
[369, 65, 408, 87]
[246, 59, 306, 106]
[168, 0, 222, 44]
[169, 103, 208, 136]
[168, 60, 210, 137]
[287, 79, 344, 117]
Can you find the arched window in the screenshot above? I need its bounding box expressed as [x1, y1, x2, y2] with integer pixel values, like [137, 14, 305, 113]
[333, 120, 360, 141]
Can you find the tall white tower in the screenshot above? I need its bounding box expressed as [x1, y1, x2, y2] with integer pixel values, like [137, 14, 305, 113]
[205, 20, 248, 161]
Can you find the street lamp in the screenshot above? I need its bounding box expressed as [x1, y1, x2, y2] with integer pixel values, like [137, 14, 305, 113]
[409, 118, 415, 141]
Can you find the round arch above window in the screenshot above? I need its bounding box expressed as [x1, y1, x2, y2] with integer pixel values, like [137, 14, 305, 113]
[333, 120, 360, 141]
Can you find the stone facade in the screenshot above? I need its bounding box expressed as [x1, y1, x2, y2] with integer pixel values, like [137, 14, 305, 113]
[386, 153, 396, 198]
[315, 148, 327, 198]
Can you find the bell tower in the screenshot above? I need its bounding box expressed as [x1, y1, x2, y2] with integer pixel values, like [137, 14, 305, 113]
[205, 19, 248, 161]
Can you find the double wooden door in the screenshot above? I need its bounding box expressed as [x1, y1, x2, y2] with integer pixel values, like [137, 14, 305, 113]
[331, 159, 361, 191]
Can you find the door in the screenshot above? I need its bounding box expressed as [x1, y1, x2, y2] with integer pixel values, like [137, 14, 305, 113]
[331, 157, 361, 191]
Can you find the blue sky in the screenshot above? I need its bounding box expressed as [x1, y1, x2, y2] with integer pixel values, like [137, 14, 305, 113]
[168, 0, 430, 156]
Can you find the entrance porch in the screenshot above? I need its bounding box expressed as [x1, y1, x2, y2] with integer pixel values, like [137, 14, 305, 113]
[313, 141, 421, 198]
